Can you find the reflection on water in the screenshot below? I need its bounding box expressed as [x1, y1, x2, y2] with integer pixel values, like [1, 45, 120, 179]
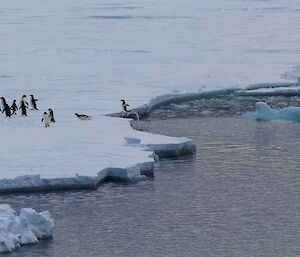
[2, 117, 300, 257]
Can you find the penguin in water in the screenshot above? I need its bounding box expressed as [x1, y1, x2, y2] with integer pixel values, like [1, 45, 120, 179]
[10, 100, 18, 114]
[48, 108, 55, 122]
[30, 94, 38, 110]
[20, 100, 28, 116]
[121, 99, 130, 114]
[2, 103, 11, 117]
[41, 112, 50, 127]
[75, 113, 91, 120]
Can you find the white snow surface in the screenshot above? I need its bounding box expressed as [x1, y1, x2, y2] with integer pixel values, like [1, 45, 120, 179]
[0, 112, 188, 181]
[1, 0, 300, 189]
[0, 204, 54, 253]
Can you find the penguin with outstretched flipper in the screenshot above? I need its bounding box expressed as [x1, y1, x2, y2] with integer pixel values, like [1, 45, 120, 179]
[30, 94, 38, 110]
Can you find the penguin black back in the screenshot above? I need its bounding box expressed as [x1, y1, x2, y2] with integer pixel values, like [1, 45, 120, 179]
[1, 97, 7, 111]
[3, 103, 11, 117]
[48, 108, 55, 122]
[75, 113, 91, 120]
[30, 94, 38, 110]
[20, 101, 28, 116]
[121, 99, 130, 113]
[11, 100, 18, 114]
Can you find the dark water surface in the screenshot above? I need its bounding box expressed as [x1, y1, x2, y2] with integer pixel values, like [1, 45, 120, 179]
[2, 117, 300, 257]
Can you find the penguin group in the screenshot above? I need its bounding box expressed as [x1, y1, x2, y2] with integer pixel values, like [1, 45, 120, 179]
[41, 109, 56, 127]
[1, 94, 56, 128]
[1, 94, 139, 128]
[1, 94, 38, 117]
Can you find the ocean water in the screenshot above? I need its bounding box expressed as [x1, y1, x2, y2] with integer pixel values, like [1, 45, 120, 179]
[1, 0, 300, 107]
[3, 116, 300, 257]
[1, 0, 300, 255]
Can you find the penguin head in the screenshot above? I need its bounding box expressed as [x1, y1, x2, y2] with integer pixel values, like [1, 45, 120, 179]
[22, 94, 26, 98]
[75, 113, 79, 116]
[44, 112, 47, 115]
[121, 99, 125, 103]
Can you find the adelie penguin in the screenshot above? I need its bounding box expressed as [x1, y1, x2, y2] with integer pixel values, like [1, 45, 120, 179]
[1, 97, 11, 118]
[30, 94, 38, 110]
[75, 113, 91, 120]
[41, 112, 50, 127]
[20, 100, 28, 116]
[48, 108, 55, 122]
[2, 103, 11, 118]
[10, 100, 18, 114]
[20, 94, 28, 107]
[1, 97, 7, 111]
[121, 99, 130, 114]
[120, 99, 140, 120]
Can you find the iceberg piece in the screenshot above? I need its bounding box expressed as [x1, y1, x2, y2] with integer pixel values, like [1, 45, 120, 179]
[98, 162, 154, 182]
[0, 204, 54, 253]
[147, 140, 196, 159]
[244, 102, 300, 122]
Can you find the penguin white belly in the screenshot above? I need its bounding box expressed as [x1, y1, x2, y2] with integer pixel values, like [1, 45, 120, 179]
[43, 115, 50, 127]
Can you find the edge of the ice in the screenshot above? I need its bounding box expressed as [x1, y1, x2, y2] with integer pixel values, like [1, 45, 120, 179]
[0, 140, 196, 194]
[108, 82, 300, 119]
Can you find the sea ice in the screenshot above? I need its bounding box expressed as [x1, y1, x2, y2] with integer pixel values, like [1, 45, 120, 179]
[0, 204, 54, 253]
[244, 102, 300, 122]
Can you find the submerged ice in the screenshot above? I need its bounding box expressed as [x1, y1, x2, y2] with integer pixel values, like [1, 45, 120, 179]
[0, 204, 54, 253]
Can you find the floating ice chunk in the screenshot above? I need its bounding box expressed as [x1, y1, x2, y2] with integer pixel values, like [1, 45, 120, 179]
[0, 204, 54, 253]
[201, 110, 212, 115]
[147, 140, 196, 159]
[244, 102, 300, 122]
[98, 162, 154, 181]
[19, 208, 54, 239]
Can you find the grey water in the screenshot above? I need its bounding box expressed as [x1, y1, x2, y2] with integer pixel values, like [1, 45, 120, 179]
[2, 117, 300, 257]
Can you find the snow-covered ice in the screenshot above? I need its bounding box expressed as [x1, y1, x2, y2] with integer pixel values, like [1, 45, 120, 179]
[0, 204, 54, 253]
[0, 111, 194, 192]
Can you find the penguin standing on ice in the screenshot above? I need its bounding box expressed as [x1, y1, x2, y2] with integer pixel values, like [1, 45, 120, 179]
[20, 100, 28, 116]
[1, 97, 7, 112]
[48, 108, 55, 122]
[30, 94, 38, 110]
[121, 99, 130, 114]
[10, 100, 18, 114]
[2, 103, 11, 117]
[120, 99, 139, 120]
[1, 97, 11, 117]
[20, 94, 28, 106]
[74, 113, 91, 120]
[41, 112, 50, 127]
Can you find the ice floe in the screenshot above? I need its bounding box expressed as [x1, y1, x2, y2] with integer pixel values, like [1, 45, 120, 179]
[0, 204, 54, 253]
[244, 102, 300, 122]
